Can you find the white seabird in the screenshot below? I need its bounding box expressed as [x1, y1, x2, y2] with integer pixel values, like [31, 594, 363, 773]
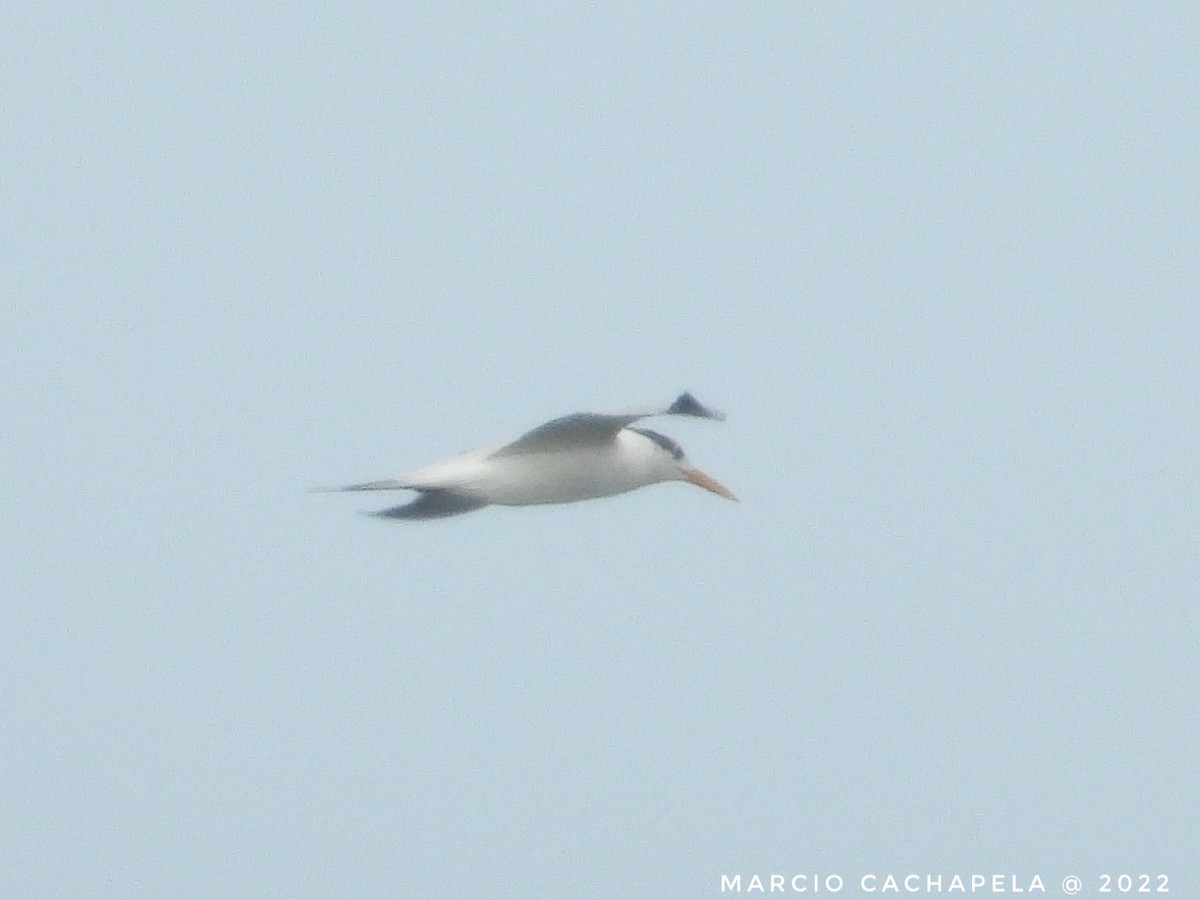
[321, 392, 737, 520]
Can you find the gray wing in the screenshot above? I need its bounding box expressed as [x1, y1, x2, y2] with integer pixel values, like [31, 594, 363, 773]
[367, 489, 490, 520]
[491, 391, 725, 458]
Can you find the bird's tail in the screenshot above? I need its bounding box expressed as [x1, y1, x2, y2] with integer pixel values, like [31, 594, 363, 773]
[310, 478, 412, 493]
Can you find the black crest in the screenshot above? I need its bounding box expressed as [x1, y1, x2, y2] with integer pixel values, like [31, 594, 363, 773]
[631, 427, 684, 460]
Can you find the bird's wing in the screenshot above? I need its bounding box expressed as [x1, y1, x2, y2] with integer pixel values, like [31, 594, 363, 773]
[367, 489, 490, 520]
[491, 391, 724, 458]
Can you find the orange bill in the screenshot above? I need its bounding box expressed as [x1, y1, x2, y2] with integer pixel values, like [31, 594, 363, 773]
[683, 468, 738, 502]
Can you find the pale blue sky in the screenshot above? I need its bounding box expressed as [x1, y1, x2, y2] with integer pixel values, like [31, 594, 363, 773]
[4, 4, 1197, 897]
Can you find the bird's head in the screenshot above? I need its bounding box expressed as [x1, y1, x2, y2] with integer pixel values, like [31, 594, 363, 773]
[628, 427, 738, 501]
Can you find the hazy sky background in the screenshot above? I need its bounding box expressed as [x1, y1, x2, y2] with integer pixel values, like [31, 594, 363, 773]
[4, 4, 1196, 897]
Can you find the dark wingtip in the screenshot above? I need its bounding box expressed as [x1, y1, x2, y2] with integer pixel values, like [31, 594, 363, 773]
[668, 391, 726, 421]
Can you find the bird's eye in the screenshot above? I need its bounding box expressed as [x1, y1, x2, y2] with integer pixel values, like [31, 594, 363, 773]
[633, 427, 684, 460]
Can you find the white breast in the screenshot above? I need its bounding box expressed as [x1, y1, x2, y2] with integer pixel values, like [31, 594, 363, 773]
[478, 430, 666, 506]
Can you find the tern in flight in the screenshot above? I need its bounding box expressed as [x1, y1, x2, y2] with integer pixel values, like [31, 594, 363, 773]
[321, 392, 737, 520]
